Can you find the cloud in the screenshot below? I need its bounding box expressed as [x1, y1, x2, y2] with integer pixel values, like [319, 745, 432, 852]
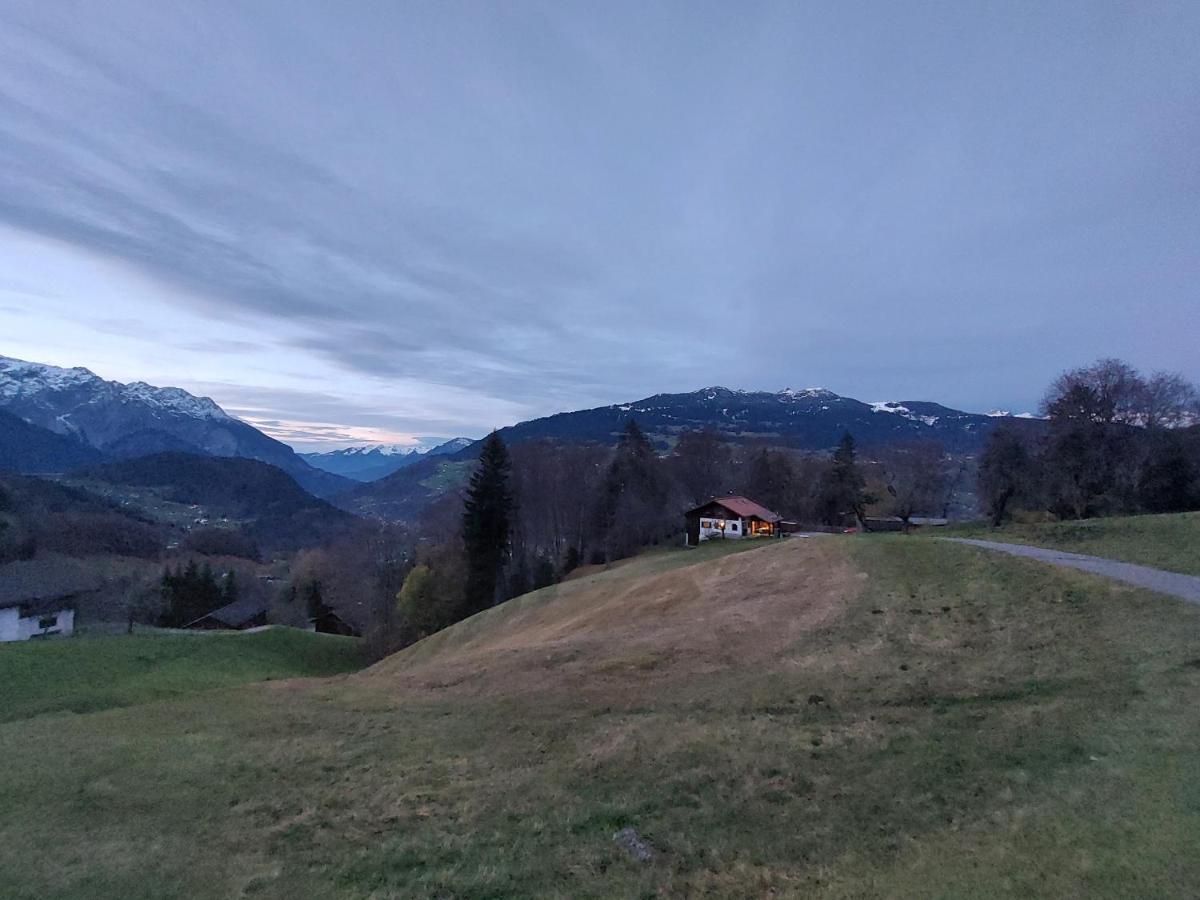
[0, 0, 1196, 442]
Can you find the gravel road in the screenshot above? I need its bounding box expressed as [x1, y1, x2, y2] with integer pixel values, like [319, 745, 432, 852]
[943, 538, 1200, 604]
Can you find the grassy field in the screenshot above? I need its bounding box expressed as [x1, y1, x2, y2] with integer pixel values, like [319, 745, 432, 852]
[0, 627, 362, 723]
[940, 510, 1200, 575]
[2, 536, 1200, 898]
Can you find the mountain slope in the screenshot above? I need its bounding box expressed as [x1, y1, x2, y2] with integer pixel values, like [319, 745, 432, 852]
[487, 386, 1040, 453]
[0, 408, 103, 473]
[0, 471, 165, 561]
[0, 356, 351, 498]
[301, 437, 473, 482]
[338, 452, 472, 520]
[76, 452, 359, 551]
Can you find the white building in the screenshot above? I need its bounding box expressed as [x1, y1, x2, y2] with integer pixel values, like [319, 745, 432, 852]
[684, 495, 782, 546]
[0, 599, 76, 642]
[0, 559, 87, 642]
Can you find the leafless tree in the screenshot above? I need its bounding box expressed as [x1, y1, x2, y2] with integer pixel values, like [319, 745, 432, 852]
[878, 441, 953, 529]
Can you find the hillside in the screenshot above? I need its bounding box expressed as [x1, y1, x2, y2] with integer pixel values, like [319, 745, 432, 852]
[0, 408, 103, 473]
[74, 453, 360, 552]
[0, 355, 350, 498]
[0, 471, 164, 562]
[0, 628, 362, 723]
[4, 536, 1200, 897]
[338, 453, 473, 520]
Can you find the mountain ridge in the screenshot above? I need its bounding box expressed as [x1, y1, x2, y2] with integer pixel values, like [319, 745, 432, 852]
[0, 355, 351, 498]
[301, 437, 474, 482]
[475, 384, 1043, 455]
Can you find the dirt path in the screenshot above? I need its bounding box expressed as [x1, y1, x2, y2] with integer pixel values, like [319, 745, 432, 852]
[943, 538, 1200, 603]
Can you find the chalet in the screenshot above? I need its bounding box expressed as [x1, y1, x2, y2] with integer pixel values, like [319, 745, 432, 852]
[685, 495, 781, 546]
[0, 562, 86, 641]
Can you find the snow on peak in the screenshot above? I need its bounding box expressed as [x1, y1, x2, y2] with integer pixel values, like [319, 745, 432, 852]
[121, 382, 230, 420]
[0, 354, 230, 420]
[0, 355, 98, 398]
[778, 387, 835, 399]
[988, 409, 1042, 420]
[869, 401, 939, 426]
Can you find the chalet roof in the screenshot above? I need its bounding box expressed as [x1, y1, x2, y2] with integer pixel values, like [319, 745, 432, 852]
[688, 495, 781, 523]
[0, 559, 95, 611]
[186, 595, 269, 628]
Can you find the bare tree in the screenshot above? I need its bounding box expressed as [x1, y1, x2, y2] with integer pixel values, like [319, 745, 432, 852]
[878, 441, 952, 529]
[1043, 358, 1198, 428]
[1142, 371, 1199, 428]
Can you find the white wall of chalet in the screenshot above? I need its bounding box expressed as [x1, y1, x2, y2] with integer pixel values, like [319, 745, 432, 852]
[0, 606, 75, 642]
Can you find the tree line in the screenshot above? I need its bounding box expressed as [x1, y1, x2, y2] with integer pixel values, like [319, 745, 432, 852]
[979, 358, 1200, 524]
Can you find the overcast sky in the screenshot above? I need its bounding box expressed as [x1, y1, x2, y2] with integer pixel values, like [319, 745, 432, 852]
[1, 1, 1197, 450]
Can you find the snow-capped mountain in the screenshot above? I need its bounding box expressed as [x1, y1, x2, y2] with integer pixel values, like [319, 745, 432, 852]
[302, 437, 475, 481]
[0, 357, 230, 423]
[0, 355, 349, 497]
[487, 385, 1043, 453]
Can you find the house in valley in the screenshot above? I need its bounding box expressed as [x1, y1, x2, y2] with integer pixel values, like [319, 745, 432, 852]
[685, 495, 781, 546]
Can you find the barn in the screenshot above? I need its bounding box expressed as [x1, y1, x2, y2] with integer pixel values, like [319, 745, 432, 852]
[684, 495, 781, 546]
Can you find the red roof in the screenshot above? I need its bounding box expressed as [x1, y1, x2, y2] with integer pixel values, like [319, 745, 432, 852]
[690, 495, 781, 523]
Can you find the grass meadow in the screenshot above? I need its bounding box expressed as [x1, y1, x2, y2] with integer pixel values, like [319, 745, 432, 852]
[2, 536, 1199, 897]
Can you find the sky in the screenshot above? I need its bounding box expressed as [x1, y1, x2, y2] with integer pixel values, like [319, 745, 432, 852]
[1, 1, 1197, 451]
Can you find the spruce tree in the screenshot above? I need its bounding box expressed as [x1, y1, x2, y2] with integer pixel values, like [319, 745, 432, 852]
[461, 431, 513, 616]
[596, 420, 669, 560]
[821, 432, 870, 526]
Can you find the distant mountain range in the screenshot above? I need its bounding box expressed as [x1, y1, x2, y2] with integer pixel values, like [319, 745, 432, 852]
[301, 438, 473, 482]
[2, 354, 1047, 526]
[0, 355, 349, 498]
[339, 386, 1045, 521]
[483, 386, 1041, 454]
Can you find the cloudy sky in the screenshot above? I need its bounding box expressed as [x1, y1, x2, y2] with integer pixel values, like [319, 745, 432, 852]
[1, 1, 1197, 450]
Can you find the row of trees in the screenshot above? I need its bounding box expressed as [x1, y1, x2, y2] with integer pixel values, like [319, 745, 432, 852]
[158, 560, 238, 627]
[980, 359, 1200, 524]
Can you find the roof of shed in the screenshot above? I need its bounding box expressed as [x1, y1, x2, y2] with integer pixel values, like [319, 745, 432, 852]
[0, 558, 97, 610]
[186, 595, 269, 628]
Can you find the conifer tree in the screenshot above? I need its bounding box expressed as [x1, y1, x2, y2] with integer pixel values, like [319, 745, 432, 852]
[461, 431, 513, 616]
[821, 432, 870, 526]
[596, 420, 669, 559]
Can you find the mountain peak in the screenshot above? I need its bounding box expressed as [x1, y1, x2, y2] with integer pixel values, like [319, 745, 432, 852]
[778, 387, 837, 399]
[0, 355, 230, 421]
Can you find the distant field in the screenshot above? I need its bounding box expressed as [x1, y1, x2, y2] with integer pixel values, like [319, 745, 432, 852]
[0, 627, 362, 723]
[3, 537, 1200, 898]
[940, 511, 1200, 575]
